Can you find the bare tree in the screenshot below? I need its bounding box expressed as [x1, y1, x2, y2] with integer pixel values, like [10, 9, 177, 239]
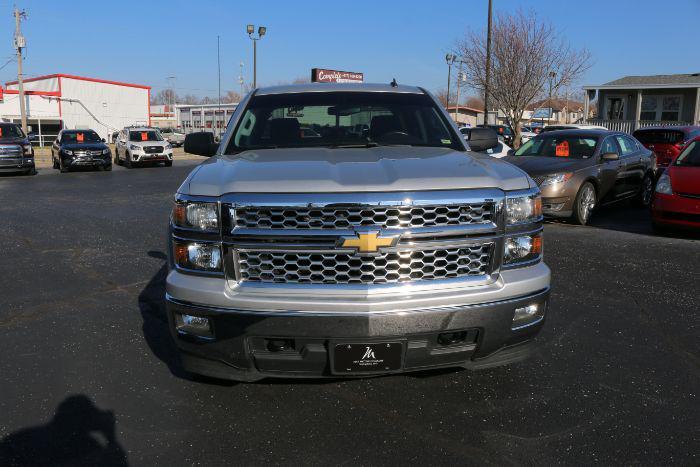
[180, 94, 200, 105]
[222, 90, 243, 103]
[464, 95, 484, 109]
[456, 10, 592, 146]
[434, 88, 449, 108]
[150, 89, 178, 105]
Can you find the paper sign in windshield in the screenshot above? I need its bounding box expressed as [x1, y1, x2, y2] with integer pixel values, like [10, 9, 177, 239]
[140, 132, 148, 141]
[555, 141, 569, 157]
[77, 133, 84, 142]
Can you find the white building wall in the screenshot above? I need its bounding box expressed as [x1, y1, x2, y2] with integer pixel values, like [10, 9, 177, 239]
[59, 77, 149, 140]
[0, 93, 59, 120]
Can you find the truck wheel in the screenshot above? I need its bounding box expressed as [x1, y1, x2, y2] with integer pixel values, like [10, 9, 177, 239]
[637, 174, 653, 208]
[571, 182, 596, 225]
[25, 167, 37, 176]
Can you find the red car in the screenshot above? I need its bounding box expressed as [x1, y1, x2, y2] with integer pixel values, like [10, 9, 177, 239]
[633, 126, 700, 169]
[652, 137, 700, 231]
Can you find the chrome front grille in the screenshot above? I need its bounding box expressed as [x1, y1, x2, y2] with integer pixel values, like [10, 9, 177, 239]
[237, 244, 493, 285]
[0, 145, 22, 158]
[233, 203, 494, 230]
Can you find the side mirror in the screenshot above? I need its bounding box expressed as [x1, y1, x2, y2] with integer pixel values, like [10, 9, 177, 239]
[602, 152, 619, 162]
[184, 132, 218, 157]
[28, 134, 37, 142]
[466, 127, 499, 152]
[101, 138, 106, 143]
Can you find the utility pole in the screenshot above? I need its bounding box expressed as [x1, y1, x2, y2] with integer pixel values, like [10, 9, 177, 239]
[13, 8, 28, 134]
[445, 54, 456, 110]
[483, 0, 493, 125]
[217, 35, 221, 136]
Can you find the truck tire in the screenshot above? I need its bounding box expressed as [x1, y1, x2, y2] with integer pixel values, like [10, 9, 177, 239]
[571, 182, 596, 225]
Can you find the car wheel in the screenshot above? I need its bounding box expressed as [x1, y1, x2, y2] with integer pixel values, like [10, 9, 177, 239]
[59, 159, 69, 173]
[52, 152, 58, 169]
[638, 174, 654, 208]
[25, 167, 37, 176]
[125, 153, 133, 169]
[572, 182, 596, 225]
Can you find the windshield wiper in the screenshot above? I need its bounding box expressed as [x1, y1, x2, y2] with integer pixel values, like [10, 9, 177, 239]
[328, 142, 379, 148]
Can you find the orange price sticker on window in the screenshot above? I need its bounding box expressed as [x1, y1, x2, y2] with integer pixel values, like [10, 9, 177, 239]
[141, 132, 148, 141]
[77, 132, 84, 142]
[555, 140, 569, 157]
[0, 127, 3, 137]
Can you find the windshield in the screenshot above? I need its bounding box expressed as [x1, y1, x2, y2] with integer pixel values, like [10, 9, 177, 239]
[515, 135, 598, 159]
[0, 124, 25, 139]
[62, 131, 101, 143]
[675, 141, 700, 167]
[225, 91, 461, 152]
[129, 130, 163, 142]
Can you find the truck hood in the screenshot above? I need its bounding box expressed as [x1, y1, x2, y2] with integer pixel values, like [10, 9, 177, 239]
[180, 146, 531, 196]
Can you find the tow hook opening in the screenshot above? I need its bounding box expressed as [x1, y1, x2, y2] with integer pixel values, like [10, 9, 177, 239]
[265, 338, 295, 352]
[437, 331, 468, 346]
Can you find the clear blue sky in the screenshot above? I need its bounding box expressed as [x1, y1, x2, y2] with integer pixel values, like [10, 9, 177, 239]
[3, 0, 700, 99]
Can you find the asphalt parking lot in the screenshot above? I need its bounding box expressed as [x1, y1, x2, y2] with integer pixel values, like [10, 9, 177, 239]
[0, 162, 698, 465]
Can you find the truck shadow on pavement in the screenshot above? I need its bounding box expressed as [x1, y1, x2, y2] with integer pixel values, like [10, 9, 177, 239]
[138, 251, 237, 386]
[0, 394, 129, 466]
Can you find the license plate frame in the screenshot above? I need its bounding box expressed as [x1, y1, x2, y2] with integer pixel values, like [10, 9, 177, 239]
[331, 341, 404, 375]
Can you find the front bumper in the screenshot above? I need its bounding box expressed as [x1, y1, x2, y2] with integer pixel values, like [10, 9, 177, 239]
[132, 151, 173, 162]
[166, 280, 550, 381]
[652, 192, 700, 229]
[63, 154, 111, 168]
[0, 157, 34, 172]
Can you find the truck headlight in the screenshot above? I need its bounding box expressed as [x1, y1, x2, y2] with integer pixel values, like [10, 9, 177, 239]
[173, 240, 222, 272]
[503, 233, 542, 265]
[165, 143, 172, 150]
[172, 201, 219, 231]
[23, 144, 33, 155]
[655, 172, 672, 195]
[506, 192, 542, 225]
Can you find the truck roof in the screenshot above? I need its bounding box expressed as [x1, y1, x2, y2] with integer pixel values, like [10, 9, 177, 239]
[254, 82, 426, 96]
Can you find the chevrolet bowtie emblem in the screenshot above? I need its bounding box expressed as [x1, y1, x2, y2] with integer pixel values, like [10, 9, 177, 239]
[339, 231, 399, 253]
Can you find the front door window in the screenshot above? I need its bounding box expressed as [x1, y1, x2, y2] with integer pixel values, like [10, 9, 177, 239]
[606, 97, 626, 120]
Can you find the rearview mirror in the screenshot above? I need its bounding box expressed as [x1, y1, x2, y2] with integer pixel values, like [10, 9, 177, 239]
[184, 132, 218, 157]
[507, 149, 515, 157]
[466, 127, 499, 152]
[602, 152, 619, 162]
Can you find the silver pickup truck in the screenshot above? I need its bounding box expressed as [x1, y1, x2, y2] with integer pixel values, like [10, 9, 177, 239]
[168, 83, 550, 381]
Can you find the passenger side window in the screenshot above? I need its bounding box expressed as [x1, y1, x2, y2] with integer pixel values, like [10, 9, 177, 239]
[600, 137, 618, 156]
[615, 135, 636, 156]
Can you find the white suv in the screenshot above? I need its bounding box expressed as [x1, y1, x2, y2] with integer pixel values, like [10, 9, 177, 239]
[114, 127, 173, 168]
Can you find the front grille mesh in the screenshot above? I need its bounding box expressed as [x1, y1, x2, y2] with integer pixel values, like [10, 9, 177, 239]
[233, 203, 494, 230]
[237, 244, 492, 285]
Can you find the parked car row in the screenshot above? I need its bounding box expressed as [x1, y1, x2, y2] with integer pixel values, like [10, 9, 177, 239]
[463, 123, 700, 232]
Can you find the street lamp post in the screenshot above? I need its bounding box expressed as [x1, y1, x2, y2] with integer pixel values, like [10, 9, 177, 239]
[445, 53, 456, 109]
[247, 24, 266, 89]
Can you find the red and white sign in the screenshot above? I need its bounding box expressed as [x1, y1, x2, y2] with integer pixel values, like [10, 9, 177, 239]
[311, 68, 364, 83]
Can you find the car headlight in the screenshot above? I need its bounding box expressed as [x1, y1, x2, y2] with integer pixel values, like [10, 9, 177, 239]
[540, 172, 573, 187]
[102, 148, 110, 155]
[173, 240, 222, 272]
[503, 233, 542, 265]
[130, 144, 141, 151]
[655, 172, 672, 195]
[165, 143, 172, 150]
[63, 149, 73, 156]
[172, 201, 219, 231]
[22, 144, 33, 155]
[506, 192, 542, 225]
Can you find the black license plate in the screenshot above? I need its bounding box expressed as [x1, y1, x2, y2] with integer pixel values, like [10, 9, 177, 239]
[333, 342, 403, 374]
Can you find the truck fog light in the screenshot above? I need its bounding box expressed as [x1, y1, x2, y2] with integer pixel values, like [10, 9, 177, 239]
[512, 303, 545, 329]
[173, 240, 222, 272]
[175, 313, 213, 338]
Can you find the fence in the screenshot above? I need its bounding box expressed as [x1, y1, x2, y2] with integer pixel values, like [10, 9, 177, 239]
[587, 120, 692, 134]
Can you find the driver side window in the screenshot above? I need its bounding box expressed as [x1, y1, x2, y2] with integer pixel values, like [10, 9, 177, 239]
[600, 137, 618, 156]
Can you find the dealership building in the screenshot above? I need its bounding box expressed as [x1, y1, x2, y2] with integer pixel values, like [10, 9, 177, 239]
[0, 73, 151, 145]
[175, 103, 238, 138]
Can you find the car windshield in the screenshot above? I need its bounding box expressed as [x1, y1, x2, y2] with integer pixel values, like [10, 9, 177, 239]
[675, 141, 700, 167]
[0, 124, 25, 139]
[129, 130, 163, 142]
[225, 91, 461, 152]
[515, 135, 598, 159]
[62, 131, 101, 143]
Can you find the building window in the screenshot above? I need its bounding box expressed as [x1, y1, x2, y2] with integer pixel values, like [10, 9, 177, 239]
[640, 95, 681, 121]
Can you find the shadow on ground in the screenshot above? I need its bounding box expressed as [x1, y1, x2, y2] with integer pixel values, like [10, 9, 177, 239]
[0, 395, 128, 466]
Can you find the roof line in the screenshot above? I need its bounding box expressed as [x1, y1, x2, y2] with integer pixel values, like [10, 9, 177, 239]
[583, 83, 700, 90]
[5, 73, 150, 90]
